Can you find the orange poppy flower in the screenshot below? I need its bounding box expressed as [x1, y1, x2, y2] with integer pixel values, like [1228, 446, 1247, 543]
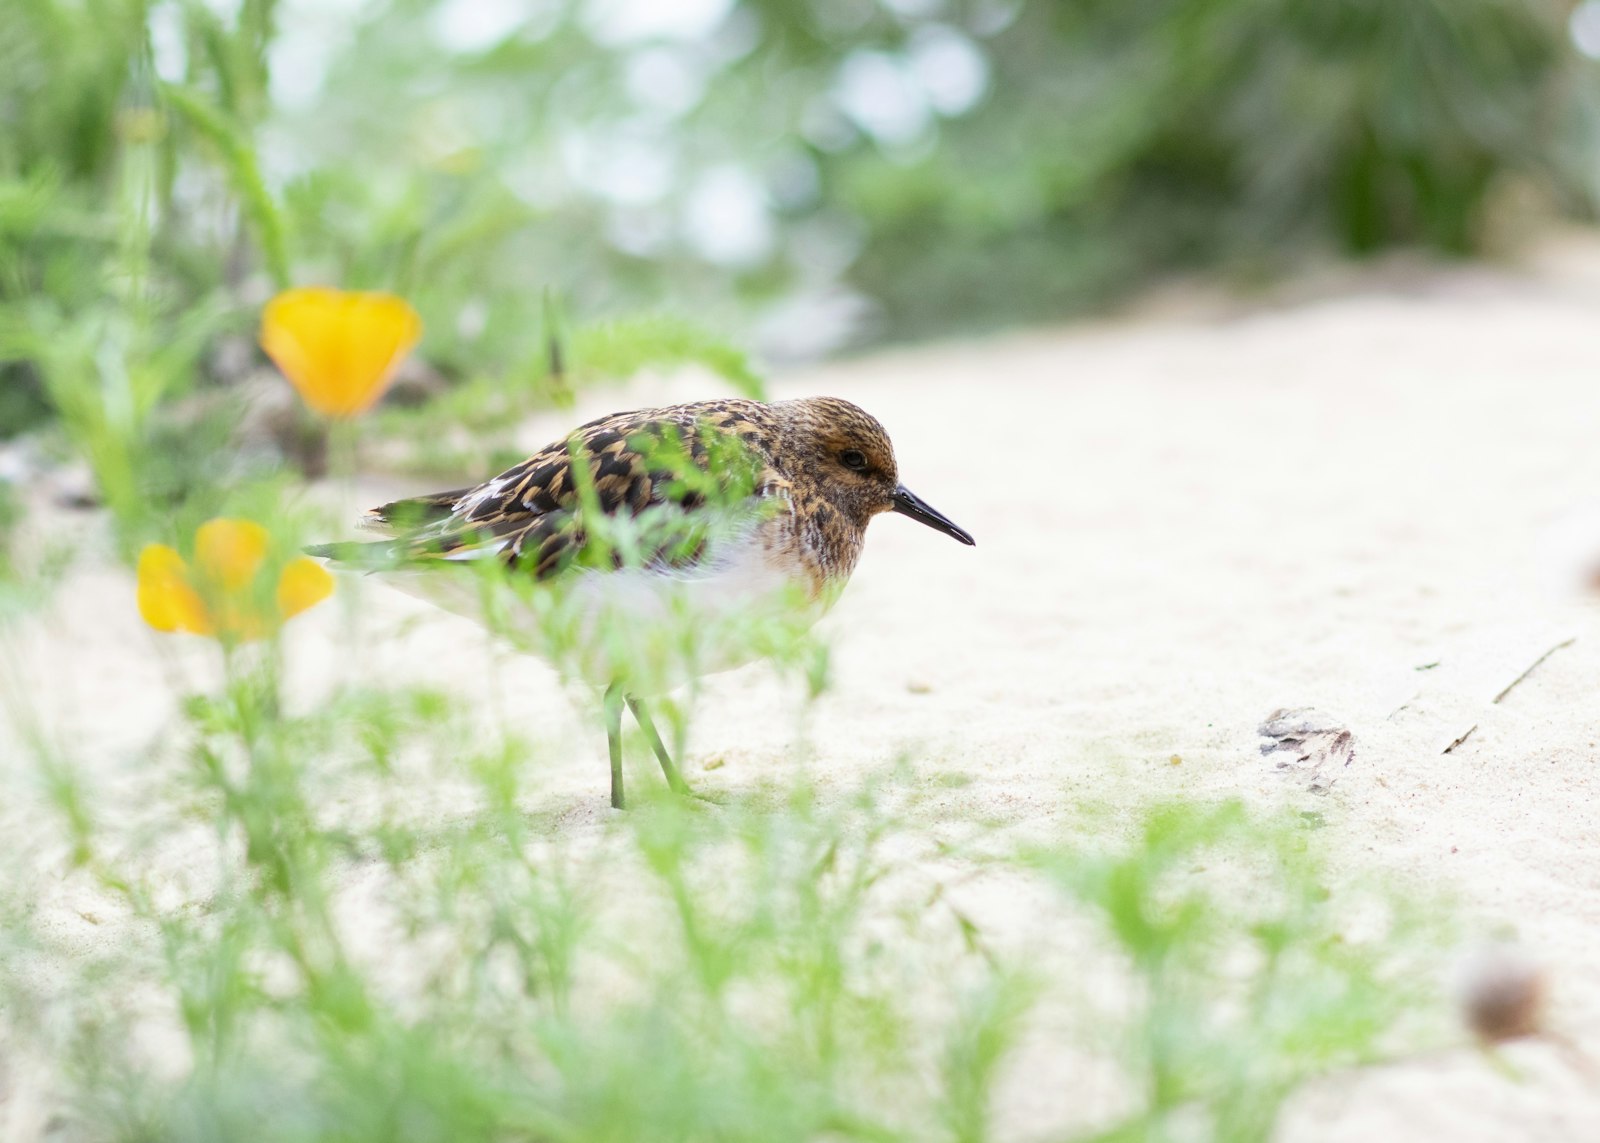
[137, 518, 333, 641]
[260, 287, 423, 418]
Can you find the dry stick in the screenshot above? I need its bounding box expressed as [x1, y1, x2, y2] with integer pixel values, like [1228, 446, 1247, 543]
[1490, 637, 1576, 705]
[1442, 636, 1577, 755]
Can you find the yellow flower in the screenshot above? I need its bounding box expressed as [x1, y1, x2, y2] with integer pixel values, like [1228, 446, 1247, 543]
[260, 287, 422, 418]
[138, 518, 333, 640]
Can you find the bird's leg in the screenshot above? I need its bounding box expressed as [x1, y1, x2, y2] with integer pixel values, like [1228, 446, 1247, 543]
[604, 683, 625, 810]
[626, 695, 692, 796]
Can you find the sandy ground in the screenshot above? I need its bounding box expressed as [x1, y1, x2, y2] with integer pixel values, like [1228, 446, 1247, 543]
[8, 240, 1600, 1137]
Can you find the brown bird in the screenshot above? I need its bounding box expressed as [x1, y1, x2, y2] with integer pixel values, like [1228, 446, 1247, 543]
[310, 396, 974, 807]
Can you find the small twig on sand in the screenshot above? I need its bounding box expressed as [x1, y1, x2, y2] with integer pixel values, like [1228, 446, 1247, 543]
[1491, 637, 1576, 705]
[1441, 636, 1577, 755]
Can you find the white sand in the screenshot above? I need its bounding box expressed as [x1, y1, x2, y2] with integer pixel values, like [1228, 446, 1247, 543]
[7, 240, 1600, 1137]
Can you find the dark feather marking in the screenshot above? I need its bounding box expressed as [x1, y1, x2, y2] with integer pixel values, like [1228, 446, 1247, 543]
[360, 400, 784, 581]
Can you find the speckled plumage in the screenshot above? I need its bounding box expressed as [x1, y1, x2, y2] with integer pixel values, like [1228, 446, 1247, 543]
[313, 395, 974, 807]
[350, 396, 940, 597]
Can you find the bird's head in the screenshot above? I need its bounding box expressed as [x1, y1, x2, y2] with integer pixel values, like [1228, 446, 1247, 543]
[779, 396, 975, 546]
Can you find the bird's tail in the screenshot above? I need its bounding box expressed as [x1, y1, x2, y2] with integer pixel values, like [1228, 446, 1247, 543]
[310, 487, 476, 570]
[302, 540, 407, 571]
[359, 489, 471, 536]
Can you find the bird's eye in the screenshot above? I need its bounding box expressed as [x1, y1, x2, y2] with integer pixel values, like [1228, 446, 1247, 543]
[840, 448, 867, 470]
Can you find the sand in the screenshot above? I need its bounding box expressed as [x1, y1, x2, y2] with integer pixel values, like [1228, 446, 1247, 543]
[6, 239, 1600, 1138]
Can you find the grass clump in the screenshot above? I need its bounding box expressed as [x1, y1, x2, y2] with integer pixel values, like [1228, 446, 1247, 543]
[0, 621, 1450, 1143]
[1030, 802, 1447, 1141]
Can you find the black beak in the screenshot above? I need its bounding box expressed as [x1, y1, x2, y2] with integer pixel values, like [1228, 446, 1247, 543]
[891, 485, 975, 546]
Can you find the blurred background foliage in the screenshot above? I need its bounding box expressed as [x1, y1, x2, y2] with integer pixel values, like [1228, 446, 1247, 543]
[3, 0, 1599, 445]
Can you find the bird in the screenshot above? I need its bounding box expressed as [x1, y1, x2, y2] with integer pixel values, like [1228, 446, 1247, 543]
[309, 395, 975, 808]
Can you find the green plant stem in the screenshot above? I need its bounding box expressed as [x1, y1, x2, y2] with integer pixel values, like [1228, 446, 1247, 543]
[325, 417, 366, 667]
[159, 82, 291, 290]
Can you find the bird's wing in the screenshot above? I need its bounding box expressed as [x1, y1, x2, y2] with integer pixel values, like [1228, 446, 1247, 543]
[349, 402, 777, 580]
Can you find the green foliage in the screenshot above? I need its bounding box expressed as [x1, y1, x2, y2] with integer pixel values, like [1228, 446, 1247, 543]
[1031, 801, 1447, 1141]
[241, 0, 1600, 345]
[0, 594, 1450, 1142]
[6, 0, 1594, 449]
[374, 314, 767, 475]
[0, 0, 775, 509]
[827, 0, 1589, 335]
[571, 317, 767, 402]
[0, 0, 259, 436]
[160, 81, 290, 289]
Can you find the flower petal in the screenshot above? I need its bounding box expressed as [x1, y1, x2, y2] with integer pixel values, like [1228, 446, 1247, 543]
[136, 545, 213, 635]
[195, 519, 271, 592]
[260, 287, 423, 418]
[276, 557, 335, 621]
